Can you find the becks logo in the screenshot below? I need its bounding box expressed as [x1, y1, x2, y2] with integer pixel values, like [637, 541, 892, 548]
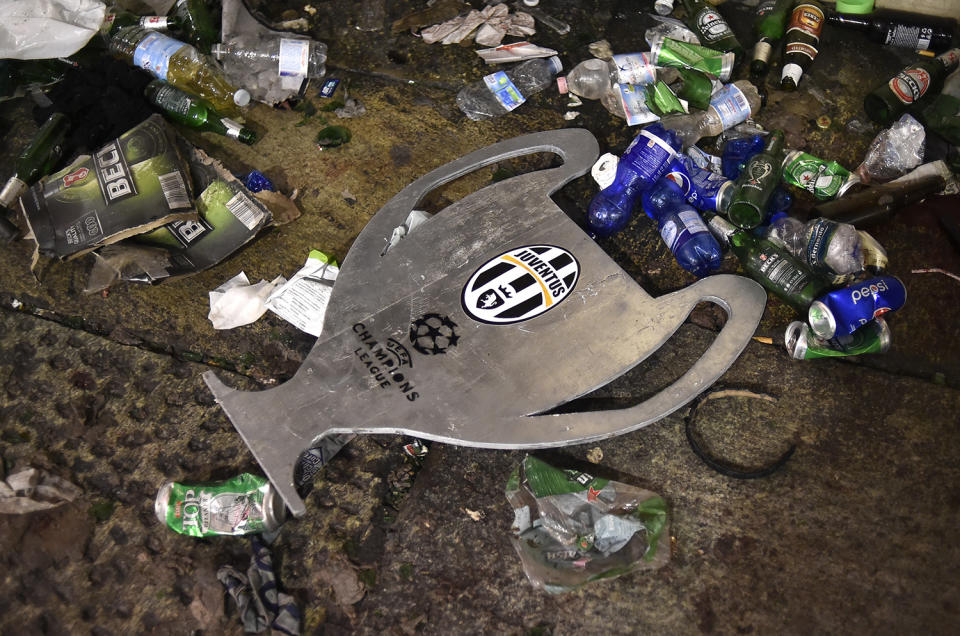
[461, 245, 579, 325]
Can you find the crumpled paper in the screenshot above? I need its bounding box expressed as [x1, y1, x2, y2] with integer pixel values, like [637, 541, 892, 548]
[265, 250, 339, 338]
[421, 3, 535, 47]
[208, 271, 286, 330]
[0, 467, 81, 514]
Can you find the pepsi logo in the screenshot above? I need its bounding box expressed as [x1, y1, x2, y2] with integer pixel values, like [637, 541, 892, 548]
[461, 245, 580, 325]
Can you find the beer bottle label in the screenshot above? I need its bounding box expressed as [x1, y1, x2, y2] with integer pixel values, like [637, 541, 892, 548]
[484, 71, 526, 111]
[883, 25, 927, 50]
[785, 3, 824, 43]
[695, 8, 733, 44]
[742, 159, 774, 191]
[888, 68, 931, 104]
[152, 84, 193, 116]
[756, 246, 810, 295]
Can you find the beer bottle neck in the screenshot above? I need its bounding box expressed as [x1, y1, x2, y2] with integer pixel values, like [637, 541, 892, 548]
[826, 12, 872, 31]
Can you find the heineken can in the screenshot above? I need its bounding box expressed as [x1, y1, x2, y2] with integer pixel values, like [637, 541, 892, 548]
[155, 473, 287, 537]
[785, 318, 891, 360]
[807, 275, 906, 339]
[781, 150, 855, 200]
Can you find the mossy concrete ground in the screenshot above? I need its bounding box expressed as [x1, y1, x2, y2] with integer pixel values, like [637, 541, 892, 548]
[1, 1, 959, 633]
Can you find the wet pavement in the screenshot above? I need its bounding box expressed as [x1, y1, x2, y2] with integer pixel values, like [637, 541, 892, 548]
[2, 1, 960, 634]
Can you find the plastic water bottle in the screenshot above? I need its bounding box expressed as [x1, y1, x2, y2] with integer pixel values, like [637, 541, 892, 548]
[587, 123, 683, 237]
[765, 216, 864, 278]
[557, 54, 657, 100]
[211, 36, 328, 79]
[456, 57, 562, 121]
[659, 80, 762, 149]
[642, 177, 724, 277]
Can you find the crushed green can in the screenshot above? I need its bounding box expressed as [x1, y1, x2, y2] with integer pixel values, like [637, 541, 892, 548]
[155, 473, 287, 537]
[781, 150, 857, 200]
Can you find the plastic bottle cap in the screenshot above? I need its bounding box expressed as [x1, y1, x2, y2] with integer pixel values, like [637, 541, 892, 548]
[557, 76, 569, 94]
[233, 89, 251, 107]
[835, 0, 874, 14]
[546, 56, 563, 75]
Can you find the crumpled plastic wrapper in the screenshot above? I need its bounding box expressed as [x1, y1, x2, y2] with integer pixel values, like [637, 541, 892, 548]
[505, 456, 670, 594]
[421, 3, 535, 47]
[476, 41, 558, 64]
[857, 114, 925, 184]
[208, 271, 286, 330]
[0, 467, 81, 514]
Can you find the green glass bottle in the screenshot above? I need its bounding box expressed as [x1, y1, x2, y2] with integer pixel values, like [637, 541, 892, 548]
[863, 48, 960, 126]
[726, 130, 785, 229]
[679, 0, 745, 64]
[168, 0, 219, 54]
[0, 112, 70, 241]
[750, 0, 794, 78]
[145, 80, 257, 145]
[707, 213, 831, 312]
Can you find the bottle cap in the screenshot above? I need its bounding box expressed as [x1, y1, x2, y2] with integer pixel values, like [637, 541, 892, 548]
[835, 0, 874, 14]
[557, 76, 569, 94]
[780, 63, 802, 89]
[546, 56, 563, 75]
[233, 89, 251, 107]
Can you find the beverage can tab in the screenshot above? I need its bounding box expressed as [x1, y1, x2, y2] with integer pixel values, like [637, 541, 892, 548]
[711, 83, 751, 129]
[617, 84, 659, 126]
[133, 32, 184, 81]
[278, 38, 310, 77]
[591, 153, 619, 190]
[612, 53, 657, 85]
[484, 71, 526, 111]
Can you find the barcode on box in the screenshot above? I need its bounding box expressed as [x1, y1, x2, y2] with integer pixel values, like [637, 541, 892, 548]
[226, 192, 264, 230]
[158, 171, 191, 209]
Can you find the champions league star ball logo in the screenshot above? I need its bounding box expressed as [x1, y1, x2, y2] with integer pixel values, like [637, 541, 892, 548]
[409, 313, 460, 355]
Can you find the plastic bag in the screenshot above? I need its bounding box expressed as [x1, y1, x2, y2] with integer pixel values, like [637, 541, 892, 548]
[856, 114, 925, 184]
[505, 455, 670, 594]
[0, 0, 106, 60]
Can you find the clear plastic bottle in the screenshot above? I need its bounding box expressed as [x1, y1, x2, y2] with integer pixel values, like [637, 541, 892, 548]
[642, 177, 724, 277]
[765, 216, 864, 278]
[587, 123, 683, 237]
[212, 36, 328, 79]
[110, 26, 250, 115]
[659, 80, 762, 149]
[558, 54, 657, 100]
[456, 57, 562, 121]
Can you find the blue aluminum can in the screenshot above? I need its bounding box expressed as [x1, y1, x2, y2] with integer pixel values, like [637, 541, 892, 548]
[808, 275, 906, 339]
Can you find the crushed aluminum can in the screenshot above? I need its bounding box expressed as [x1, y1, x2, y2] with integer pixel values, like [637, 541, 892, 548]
[402, 439, 429, 459]
[807, 275, 906, 339]
[155, 473, 287, 537]
[785, 318, 891, 360]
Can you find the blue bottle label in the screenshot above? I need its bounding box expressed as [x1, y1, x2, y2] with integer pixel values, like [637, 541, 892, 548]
[623, 127, 679, 186]
[133, 32, 184, 81]
[483, 71, 525, 111]
[710, 83, 752, 129]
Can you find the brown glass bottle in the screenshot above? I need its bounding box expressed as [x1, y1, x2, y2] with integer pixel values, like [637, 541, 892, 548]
[780, 0, 827, 90]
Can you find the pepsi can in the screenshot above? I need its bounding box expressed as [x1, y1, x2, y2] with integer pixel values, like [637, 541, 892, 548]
[808, 275, 906, 339]
[664, 156, 733, 213]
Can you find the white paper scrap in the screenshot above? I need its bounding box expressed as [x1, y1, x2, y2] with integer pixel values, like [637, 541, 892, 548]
[266, 251, 340, 338]
[208, 271, 286, 330]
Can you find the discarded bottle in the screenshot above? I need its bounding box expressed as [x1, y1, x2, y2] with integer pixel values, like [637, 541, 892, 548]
[727, 130, 786, 229]
[660, 80, 762, 149]
[863, 48, 960, 126]
[807, 275, 907, 339]
[558, 54, 657, 100]
[155, 473, 287, 537]
[0, 112, 70, 242]
[721, 134, 766, 179]
[110, 26, 250, 115]
[751, 0, 794, 79]
[145, 80, 257, 145]
[780, 0, 827, 90]
[707, 214, 832, 312]
[826, 10, 955, 54]
[212, 36, 329, 80]
[812, 172, 947, 226]
[765, 216, 864, 278]
[678, 0, 745, 63]
[642, 177, 724, 276]
[168, 0, 219, 54]
[456, 56, 562, 121]
[100, 8, 177, 43]
[587, 123, 682, 237]
[784, 318, 891, 360]
[781, 150, 858, 199]
[600, 83, 660, 126]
